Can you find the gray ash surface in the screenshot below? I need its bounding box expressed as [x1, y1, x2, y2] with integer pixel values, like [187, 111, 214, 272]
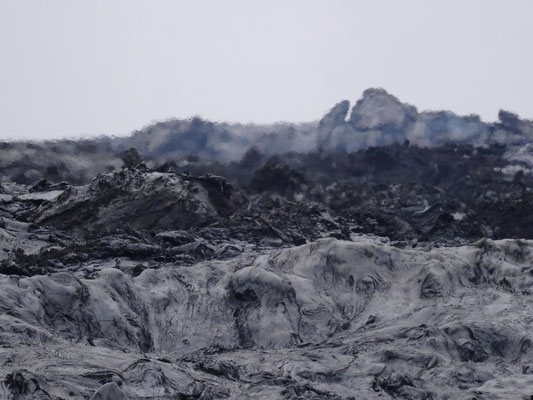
[2, 90, 533, 399]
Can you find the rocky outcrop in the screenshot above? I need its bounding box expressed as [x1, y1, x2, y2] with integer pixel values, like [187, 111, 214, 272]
[249, 160, 307, 196]
[317, 100, 350, 149]
[36, 168, 233, 236]
[349, 88, 418, 135]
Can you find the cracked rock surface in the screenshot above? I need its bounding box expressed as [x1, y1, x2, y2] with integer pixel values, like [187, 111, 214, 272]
[1, 218, 533, 398]
[1, 144, 533, 398]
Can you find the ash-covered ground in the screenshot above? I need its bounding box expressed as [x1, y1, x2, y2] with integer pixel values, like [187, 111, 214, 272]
[1, 90, 533, 399]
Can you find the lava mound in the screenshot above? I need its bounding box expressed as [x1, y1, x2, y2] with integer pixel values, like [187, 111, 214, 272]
[36, 168, 233, 236]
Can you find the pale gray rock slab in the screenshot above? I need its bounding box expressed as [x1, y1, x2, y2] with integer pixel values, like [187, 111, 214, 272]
[0, 237, 532, 398]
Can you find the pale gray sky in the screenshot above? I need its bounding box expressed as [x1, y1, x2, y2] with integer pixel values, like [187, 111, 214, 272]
[0, 0, 532, 140]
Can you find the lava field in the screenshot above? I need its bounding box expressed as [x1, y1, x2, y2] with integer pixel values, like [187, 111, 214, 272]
[1, 90, 533, 399]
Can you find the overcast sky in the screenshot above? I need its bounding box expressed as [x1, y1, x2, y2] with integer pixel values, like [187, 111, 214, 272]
[0, 0, 532, 140]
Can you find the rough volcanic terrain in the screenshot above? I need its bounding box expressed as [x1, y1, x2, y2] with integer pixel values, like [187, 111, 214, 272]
[1, 89, 533, 399]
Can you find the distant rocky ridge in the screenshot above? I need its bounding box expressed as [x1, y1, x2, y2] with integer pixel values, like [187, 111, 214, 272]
[2, 88, 533, 185]
[119, 88, 533, 161]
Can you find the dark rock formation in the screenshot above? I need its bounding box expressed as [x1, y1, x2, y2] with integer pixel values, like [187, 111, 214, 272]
[35, 169, 232, 236]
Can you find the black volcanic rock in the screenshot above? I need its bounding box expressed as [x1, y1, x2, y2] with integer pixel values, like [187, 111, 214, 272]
[120, 147, 145, 169]
[35, 168, 232, 236]
[238, 146, 264, 171]
[249, 160, 307, 196]
[498, 109, 523, 133]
